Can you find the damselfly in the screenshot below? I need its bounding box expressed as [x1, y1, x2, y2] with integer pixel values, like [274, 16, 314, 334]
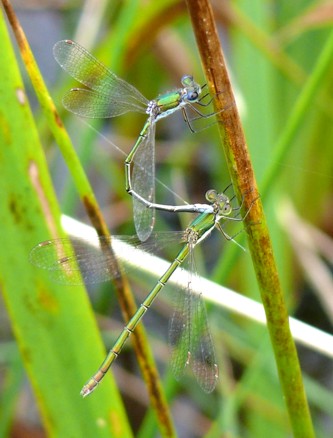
[53, 40, 213, 241]
[30, 188, 249, 395]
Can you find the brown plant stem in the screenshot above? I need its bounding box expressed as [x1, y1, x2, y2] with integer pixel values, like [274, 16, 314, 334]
[185, 1, 315, 436]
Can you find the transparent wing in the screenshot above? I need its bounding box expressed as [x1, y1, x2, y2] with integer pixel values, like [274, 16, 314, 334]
[168, 266, 192, 380]
[132, 122, 156, 242]
[29, 233, 182, 285]
[190, 280, 218, 392]
[30, 236, 130, 285]
[62, 88, 147, 118]
[168, 247, 218, 392]
[53, 40, 148, 114]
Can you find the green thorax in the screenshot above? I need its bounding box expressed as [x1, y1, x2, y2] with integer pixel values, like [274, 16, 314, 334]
[174, 212, 216, 263]
[187, 212, 217, 243]
[154, 91, 183, 116]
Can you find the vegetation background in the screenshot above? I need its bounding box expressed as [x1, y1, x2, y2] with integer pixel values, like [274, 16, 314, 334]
[0, 0, 332, 437]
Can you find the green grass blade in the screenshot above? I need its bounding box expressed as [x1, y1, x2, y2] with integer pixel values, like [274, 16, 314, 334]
[0, 8, 132, 437]
[0, 345, 25, 437]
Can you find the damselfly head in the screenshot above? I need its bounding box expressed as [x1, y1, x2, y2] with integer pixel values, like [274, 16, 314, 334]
[205, 189, 232, 216]
[181, 75, 201, 102]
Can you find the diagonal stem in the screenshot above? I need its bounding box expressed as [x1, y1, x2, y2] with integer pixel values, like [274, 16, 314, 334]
[185, 1, 315, 436]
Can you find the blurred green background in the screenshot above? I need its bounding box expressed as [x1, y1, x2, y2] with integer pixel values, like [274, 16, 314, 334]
[0, 0, 332, 437]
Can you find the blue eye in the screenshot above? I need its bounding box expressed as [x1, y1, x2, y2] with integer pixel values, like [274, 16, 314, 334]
[187, 91, 198, 101]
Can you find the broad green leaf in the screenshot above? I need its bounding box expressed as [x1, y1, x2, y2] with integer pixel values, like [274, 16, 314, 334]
[0, 9, 132, 438]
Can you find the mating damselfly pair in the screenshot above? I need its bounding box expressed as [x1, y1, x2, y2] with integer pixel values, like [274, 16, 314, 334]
[30, 40, 249, 396]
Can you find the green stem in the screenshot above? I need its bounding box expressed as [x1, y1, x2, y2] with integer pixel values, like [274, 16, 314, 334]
[261, 27, 333, 198]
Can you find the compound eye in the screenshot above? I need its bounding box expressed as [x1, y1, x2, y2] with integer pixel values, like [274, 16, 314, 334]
[181, 75, 194, 86]
[222, 203, 232, 215]
[206, 189, 217, 202]
[187, 91, 199, 101]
